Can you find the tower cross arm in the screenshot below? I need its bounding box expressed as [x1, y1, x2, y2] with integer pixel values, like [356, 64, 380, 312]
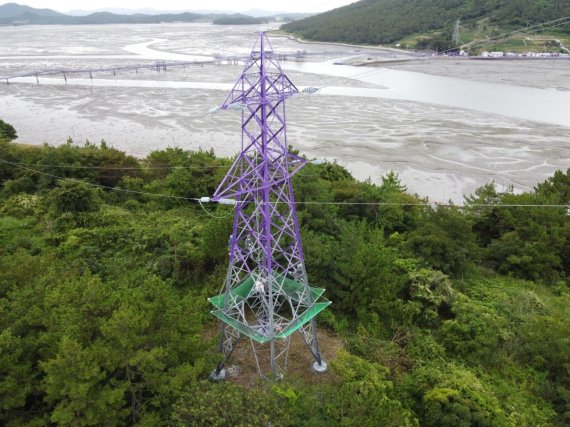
[218, 33, 299, 110]
[212, 151, 308, 201]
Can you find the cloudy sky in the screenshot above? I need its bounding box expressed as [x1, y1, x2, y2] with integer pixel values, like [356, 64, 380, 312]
[17, 0, 357, 13]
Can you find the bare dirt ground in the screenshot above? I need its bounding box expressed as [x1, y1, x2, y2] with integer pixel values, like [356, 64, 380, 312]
[203, 324, 343, 387]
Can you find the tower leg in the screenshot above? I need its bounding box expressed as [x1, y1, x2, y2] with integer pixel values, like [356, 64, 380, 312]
[299, 318, 328, 373]
[210, 322, 241, 381]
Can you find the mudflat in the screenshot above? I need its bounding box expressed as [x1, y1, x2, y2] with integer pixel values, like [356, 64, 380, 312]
[1, 24, 569, 202]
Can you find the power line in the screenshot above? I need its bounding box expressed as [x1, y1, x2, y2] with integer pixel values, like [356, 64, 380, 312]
[460, 15, 570, 52]
[1, 160, 229, 170]
[493, 16, 570, 42]
[469, 20, 570, 52]
[280, 201, 569, 208]
[1, 157, 568, 209]
[0, 158, 200, 201]
[439, 15, 570, 54]
[0, 158, 325, 175]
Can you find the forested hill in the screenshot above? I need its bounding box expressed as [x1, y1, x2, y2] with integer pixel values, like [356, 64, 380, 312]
[281, 0, 570, 45]
[1, 118, 570, 425]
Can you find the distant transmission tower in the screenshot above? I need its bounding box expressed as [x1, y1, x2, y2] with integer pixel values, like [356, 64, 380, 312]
[208, 32, 330, 380]
[453, 18, 461, 45]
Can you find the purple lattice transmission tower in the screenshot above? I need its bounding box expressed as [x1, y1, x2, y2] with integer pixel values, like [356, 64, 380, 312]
[208, 32, 330, 379]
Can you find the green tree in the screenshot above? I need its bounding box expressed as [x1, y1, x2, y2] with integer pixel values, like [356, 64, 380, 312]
[0, 329, 34, 422]
[172, 381, 292, 426]
[326, 351, 417, 426]
[402, 362, 507, 427]
[466, 182, 569, 283]
[405, 206, 478, 276]
[401, 268, 455, 328]
[535, 168, 570, 204]
[42, 336, 129, 426]
[0, 119, 17, 141]
[47, 180, 101, 215]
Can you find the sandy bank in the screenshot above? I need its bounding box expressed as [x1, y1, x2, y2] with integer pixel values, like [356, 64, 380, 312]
[375, 57, 570, 91]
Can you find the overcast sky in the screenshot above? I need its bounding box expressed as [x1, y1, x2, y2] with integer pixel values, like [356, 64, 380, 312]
[16, 0, 357, 13]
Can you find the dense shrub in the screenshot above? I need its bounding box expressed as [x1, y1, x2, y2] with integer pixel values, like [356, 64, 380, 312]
[0, 139, 568, 425]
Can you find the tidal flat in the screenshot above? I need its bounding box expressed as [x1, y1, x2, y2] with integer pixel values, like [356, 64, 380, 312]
[1, 23, 569, 202]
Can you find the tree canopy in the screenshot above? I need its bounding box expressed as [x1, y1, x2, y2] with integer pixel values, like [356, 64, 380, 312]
[1, 126, 569, 425]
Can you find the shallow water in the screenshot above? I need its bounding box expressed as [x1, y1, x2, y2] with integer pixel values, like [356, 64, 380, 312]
[301, 63, 570, 127]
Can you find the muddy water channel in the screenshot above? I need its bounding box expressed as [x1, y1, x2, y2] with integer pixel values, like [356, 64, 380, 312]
[1, 23, 569, 202]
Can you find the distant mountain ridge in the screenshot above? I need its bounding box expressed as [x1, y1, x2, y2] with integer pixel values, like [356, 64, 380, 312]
[67, 8, 292, 18]
[67, 8, 232, 16]
[0, 3, 206, 25]
[0, 2, 303, 25]
[0, 2, 64, 18]
[282, 0, 570, 46]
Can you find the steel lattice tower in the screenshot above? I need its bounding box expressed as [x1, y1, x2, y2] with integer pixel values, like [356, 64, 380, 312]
[452, 18, 461, 45]
[208, 32, 330, 379]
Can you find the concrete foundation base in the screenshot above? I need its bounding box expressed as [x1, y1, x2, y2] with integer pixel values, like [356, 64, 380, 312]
[312, 360, 328, 373]
[209, 368, 226, 382]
